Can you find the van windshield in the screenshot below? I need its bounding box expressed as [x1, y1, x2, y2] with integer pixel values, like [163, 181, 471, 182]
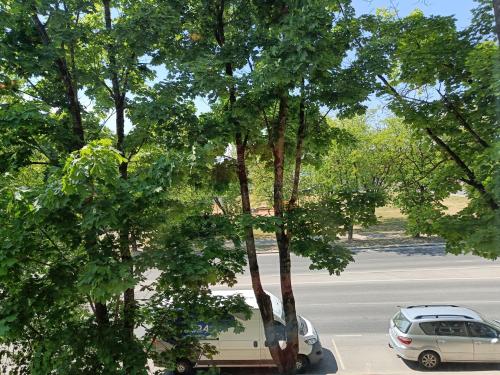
[269, 293, 285, 321]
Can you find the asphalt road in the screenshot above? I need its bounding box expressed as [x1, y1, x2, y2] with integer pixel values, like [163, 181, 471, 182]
[211, 243, 500, 374]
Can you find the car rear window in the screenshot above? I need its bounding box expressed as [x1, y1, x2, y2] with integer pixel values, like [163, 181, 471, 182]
[393, 312, 411, 333]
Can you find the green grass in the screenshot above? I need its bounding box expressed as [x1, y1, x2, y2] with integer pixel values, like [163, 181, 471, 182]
[251, 195, 470, 241]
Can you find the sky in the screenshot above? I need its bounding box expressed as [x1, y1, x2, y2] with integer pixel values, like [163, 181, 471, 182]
[110, 0, 479, 133]
[352, 0, 474, 28]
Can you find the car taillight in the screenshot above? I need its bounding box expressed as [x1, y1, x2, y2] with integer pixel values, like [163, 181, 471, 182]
[397, 336, 412, 345]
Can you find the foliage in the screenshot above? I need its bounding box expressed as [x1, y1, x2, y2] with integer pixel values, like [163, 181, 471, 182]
[0, 1, 248, 373]
[357, 2, 500, 255]
[300, 116, 388, 237]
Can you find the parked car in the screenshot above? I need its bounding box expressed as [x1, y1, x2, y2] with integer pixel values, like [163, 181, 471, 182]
[389, 304, 500, 369]
[153, 289, 323, 374]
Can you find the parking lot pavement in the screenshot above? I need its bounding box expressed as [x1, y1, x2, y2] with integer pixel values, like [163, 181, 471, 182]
[318, 333, 500, 375]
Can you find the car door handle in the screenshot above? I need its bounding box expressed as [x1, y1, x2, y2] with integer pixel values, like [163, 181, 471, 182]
[253, 340, 258, 348]
[438, 340, 446, 344]
[474, 341, 482, 345]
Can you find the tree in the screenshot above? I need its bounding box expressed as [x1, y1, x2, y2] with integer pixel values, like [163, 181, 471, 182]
[152, 1, 362, 373]
[302, 116, 391, 240]
[355, 2, 500, 257]
[0, 1, 247, 373]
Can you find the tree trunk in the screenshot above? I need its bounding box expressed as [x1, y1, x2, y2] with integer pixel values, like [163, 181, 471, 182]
[493, 0, 500, 43]
[235, 132, 283, 368]
[102, 1, 135, 371]
[272, 95, 299, 375]
[347, 225, 354, 241]
[212, 0, 284, 370]
[288, 79, 306, 210]
[86, 231, 110, 328]
[31, 6, 113, 330]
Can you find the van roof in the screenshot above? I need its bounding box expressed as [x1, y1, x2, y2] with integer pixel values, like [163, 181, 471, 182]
[401, 305, 482, 321]
[212, 289, 263, 309]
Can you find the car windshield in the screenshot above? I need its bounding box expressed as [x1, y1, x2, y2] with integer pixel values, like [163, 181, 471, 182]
[298, 315, 307, 336]
[486, 320, 500, 331]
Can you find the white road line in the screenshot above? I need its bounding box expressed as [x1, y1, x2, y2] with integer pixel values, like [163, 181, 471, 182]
[331, 337, 346, 370]
[261, 265, 500, 278]
[225, 276, 500, 287]
[334, 334, 363, 337]
[346, 300, 500, 305]
[307, 300, 500, 307]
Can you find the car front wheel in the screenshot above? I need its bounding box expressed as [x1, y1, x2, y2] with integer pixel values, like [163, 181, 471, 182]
[174, 359, 193, 375]
[418, 351, 440, 370]
[296, 354, 309, 374]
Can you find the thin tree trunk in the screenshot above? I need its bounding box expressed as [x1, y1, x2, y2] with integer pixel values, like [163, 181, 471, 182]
[272, 95, 299, 375]
[493, 0, 500, 43]
[102, 1, 135, 371]
[288, 79, 306, 210]
[212, 0, 284, 370]
[347, 225, 354, 241]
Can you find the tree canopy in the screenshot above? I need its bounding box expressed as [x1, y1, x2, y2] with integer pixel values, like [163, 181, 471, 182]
[0, 1, 498, 374]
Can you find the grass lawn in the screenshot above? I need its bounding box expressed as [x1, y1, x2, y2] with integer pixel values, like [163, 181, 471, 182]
[352, 194, 469, 245]
[252, 194, 469, 245]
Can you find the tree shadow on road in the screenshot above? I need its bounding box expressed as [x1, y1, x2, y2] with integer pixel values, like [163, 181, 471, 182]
[402, 359, 500, 372]
[351, 245, 446, 257]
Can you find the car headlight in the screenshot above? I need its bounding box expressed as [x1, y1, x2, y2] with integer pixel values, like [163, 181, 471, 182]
[304, 337, 317, 345]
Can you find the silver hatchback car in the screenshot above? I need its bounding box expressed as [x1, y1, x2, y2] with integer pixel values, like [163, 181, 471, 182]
[389, 305, 500, 369]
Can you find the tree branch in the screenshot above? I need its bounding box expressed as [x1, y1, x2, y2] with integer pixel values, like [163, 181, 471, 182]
[436, 88, 490, 148]
[426, 127, 498, 210]
[288, 78, 307, 210]
[31, 9, 84, 151]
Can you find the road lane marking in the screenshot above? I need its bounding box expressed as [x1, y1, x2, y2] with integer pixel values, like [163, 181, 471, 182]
[334, 334, 363, 337]
[345, 300, 500, 305]
[223, 276, 500, 288]
[260, 265, 500, 278]
[331, 337, 346, 370]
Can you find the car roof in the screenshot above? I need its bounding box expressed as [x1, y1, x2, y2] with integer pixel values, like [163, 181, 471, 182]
[401, 305, 482, 322]
[212, 289, 261, 309]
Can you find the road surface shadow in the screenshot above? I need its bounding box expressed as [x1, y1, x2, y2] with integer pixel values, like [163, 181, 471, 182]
[351, 245, 445, 257]
[402, 359, 500, 372]
[218, 349, 338, 374]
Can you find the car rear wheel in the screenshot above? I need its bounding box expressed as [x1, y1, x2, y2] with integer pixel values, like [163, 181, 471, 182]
[418, 351, 440, 370]
[174, 359, 193, 375]
[296, 354, 309, 374]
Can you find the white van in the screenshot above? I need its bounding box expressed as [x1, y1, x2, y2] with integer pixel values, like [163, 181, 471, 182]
[152, 289, 323, 374]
